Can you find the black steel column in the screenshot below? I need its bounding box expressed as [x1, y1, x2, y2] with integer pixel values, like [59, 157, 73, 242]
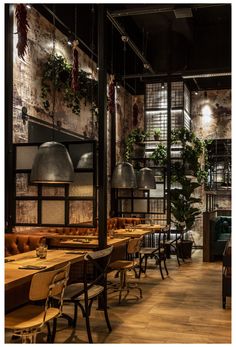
[5, 4, 14, 233]
[166, 77, 171, 228]
[98, 5, 107, 249]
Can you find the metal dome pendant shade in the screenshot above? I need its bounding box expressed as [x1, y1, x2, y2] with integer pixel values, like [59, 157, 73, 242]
[30, 142, 74, 184]
[111, 162, 137, 188]
[137, 167, 156, 189]
[77, 152, 93, 169]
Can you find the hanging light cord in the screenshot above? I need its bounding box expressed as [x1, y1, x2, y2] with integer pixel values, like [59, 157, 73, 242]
[51, 6, 56, 141]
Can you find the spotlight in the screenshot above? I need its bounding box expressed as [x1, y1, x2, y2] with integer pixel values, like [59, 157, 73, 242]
[96, 67, 100, 70]
[161, 82, 165, 89]
[67, 34, 74, 46]
[26, 4, 31, 9]
[194, 91, 198, 95]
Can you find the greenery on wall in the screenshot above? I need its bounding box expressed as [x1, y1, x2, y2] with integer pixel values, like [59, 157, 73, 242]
[170, 128, 210, 233]
[41, 54, 98, 117]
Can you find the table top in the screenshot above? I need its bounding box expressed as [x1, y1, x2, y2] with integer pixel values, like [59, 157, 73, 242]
[60, 237, 130, 248]
[134, 224, 162, 230]
[113, 227, 159, 238]
[5, 249, 86, 290]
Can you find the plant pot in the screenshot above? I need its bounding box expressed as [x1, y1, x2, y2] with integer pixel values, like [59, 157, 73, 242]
[177, 240, 193, 259]
[132, 143, 145, 158]
[154, 135, 160, 141]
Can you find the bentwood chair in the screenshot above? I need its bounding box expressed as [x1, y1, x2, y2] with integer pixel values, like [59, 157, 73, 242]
[139, 225, 169, 279]
[5, 262, 70, 343]
[60, 246, 113, 343]
[109, 237, 143, 304]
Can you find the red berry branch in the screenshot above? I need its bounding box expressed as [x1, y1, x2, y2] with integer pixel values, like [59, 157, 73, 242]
[108, 74, 115, 114]
[71, 40, 79, 92]
[15, 4, 29, 60]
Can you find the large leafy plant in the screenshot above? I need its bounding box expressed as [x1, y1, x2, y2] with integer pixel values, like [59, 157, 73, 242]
[124, 128, 149, 161]
[171, 179, 202, 232]
[170, 128, 209, 233]
[41, 54, 98, 116]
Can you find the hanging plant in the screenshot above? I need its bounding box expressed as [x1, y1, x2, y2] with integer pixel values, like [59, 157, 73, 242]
[15, 4, 29, 60]
[41, 53, 98, 116]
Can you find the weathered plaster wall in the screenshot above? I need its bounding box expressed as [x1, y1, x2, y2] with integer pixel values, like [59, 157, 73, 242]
[191, 89, 231, 245]
[12, 6, 115, 225]
[13, 6, 98, 143]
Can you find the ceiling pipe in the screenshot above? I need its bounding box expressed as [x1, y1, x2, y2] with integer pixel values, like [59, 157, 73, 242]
[107, 10, 155, 74]
[110, 4, 226, 18]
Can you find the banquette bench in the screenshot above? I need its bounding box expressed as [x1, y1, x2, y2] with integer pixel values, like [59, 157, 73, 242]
[203, 211, 231, 261]
[5, 234, 46, 257]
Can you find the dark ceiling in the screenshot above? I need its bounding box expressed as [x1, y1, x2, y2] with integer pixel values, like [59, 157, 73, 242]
[34, 3, 231, 95]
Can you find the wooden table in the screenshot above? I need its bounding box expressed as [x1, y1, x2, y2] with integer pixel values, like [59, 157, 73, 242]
[5, 249, 86, 291]
[113, 224, 162, 238]
[60, 237, 130, 249]
[134, 224, 162, 231]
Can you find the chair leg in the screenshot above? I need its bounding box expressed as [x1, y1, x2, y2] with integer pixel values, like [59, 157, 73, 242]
[50, 318, 57, 343]
[163, 258, 169, 275]
[73, 303, 78, 328]
[102, 292, 112, 332]
[158, 260, 165, 280]
[84, 310, 93, 343]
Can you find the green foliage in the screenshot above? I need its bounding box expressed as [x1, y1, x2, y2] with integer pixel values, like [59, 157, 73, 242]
[170, 128, 210, 232]
[171, 179, 202, 231]
[124, 128, 149, 161]
[150, 143, 167, 165]
[41, 54, 98, 117]
[171, 128, 209, 184]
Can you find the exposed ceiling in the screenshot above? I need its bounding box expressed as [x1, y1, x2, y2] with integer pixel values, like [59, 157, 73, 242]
[34, 3, 231, 95]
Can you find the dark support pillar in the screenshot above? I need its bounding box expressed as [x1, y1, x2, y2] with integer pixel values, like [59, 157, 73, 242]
[110, 99, 117, 217]
[5, 4, 14, 233]
[98, 5, 107, 249]
[166, 77, 171, 230]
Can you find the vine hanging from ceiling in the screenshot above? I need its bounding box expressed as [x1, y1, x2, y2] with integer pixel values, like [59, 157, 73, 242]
[41, 53, 98, 117]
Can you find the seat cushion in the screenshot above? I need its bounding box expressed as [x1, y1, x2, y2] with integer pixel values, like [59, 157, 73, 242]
[109, 260, 134, 270]
[5, 304, 59, 330]
[63, 283, 104, 301]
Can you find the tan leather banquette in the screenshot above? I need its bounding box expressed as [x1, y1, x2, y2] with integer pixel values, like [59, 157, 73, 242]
[5, 234, 46, 257]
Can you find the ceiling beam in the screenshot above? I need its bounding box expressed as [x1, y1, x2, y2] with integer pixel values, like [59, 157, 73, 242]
[110, 4, 226, 18]
[107, 10, 155, 74]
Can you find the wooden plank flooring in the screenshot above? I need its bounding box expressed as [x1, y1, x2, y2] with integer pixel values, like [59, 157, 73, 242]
[5, 250, 231, 344]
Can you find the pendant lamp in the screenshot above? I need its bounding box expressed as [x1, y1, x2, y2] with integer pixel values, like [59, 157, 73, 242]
[30, 9, 74, 184]
[31, 142, 74, 183]
[111, 162, 137, 188]
[137, 167, 156, 189]
[77, 152, 93, 169]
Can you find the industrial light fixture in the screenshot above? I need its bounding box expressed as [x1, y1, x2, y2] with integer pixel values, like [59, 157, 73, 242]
[137, 167, 156, 189]
[111, 36, 137, 189]
[77, 152, 93, 169]
[31, 9, 74, 184]
[111, 162, 137, 188]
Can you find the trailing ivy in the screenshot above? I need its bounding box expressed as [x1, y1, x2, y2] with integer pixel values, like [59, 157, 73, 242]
[41, 53, 98, 117]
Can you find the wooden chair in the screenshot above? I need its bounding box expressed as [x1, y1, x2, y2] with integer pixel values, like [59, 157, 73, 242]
[60, 246, 113, 343]
[139, 225, 169, 279]
[5, 262, 70, 343]
[109, 237, 143, 304]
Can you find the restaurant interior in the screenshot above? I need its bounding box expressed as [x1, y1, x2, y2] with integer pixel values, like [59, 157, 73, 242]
[4, 2, 231, 344]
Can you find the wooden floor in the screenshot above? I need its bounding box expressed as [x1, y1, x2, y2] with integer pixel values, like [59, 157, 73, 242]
[5, 250, 231, 344]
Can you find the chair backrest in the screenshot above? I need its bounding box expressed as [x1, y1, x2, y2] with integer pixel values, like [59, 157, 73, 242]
[29, 262, 70, 301]
[83, 246, 114, 291]
[127, 237, 142, 255]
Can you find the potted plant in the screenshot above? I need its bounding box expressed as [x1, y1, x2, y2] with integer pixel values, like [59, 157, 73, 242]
[153, 128, 161, 141]
[171, 179, 202, 258]
[150, 143, 167, 166]
[125, 128, 149, 161]
[170, 128, 209, 259]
